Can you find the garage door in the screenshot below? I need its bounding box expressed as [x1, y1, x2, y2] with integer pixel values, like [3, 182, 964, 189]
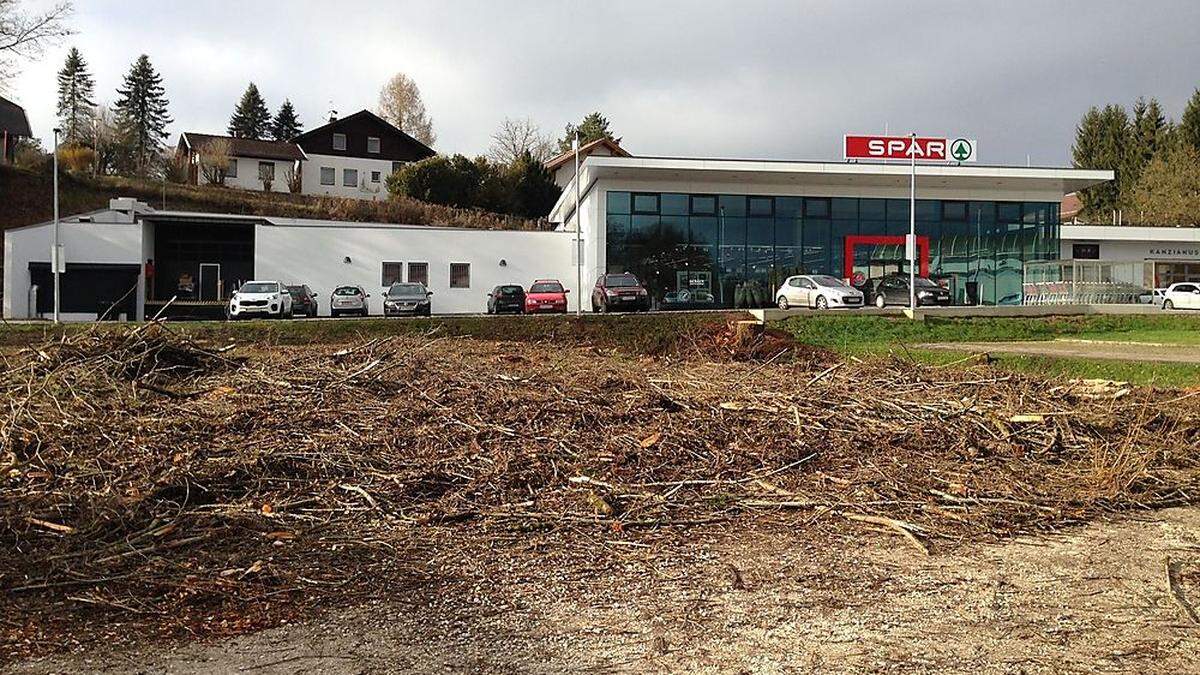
[29, 262, 140, 319]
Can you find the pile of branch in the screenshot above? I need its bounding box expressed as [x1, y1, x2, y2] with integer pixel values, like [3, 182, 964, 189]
[1, 325, 1198, 648]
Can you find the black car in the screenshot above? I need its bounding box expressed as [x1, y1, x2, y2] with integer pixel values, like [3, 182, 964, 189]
[867, 274, 952, 308]
[286, 284, 318, 318]
[487, 284, 526, 314]
[383, 282, 433, 316]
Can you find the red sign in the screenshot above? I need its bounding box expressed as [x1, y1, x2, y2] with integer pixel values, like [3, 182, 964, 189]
[844, 135, 948, 161]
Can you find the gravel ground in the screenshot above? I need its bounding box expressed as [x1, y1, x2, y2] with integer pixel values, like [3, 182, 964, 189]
[925, 339, 1200, 364]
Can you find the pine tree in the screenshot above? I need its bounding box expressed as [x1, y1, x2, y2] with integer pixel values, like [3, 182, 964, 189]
[557, 111, 615, 153]
[228, 83, 271, 139]
[56, 47, 97, 146]
[1126, 97, 1169, 203]
[1181, 88, 1200, 154]
[270, 99, 303, 141]
[1072, 104, 1130, 221]
[114, 54, 172, 174]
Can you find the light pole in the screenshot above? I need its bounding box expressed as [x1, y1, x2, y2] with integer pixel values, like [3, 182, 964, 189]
[573, 132, 582, 315]
[908, 132, 917, 313]
[52, 127, 62, 324]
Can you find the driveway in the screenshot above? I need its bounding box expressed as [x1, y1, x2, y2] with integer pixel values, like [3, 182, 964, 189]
[925, 338, 1200, 364]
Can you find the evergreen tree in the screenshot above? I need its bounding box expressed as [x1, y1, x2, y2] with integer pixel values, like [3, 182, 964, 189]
[557, 111, 615, 153]
[114, 54, 172, 174]
[228, 83, 271, 139]
[506, 150, 562, 219]
[270, 99, 303, 141]
[56, 47, 97, 146]
[1125, 97, 1169, 204]
[1072, 104, 1130, 221]
[1181, 88, 1200, 154]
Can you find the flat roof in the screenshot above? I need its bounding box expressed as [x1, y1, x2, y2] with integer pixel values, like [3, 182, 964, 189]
[1062, 224, 1200, 243]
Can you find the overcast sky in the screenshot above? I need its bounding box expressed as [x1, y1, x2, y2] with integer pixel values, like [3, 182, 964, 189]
[8, 0, 1200, 165]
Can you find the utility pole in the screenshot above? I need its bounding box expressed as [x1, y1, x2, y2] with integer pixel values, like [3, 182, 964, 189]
[574, 132, 582, 315]
[52, 127, 62, 324]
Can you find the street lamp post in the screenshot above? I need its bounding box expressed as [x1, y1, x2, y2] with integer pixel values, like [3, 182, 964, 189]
[908, 132, 917, 312]
[574, 132, 582, 316]
[52, 127, 62, 324]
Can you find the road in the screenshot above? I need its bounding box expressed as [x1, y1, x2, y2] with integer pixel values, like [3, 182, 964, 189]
[925, 338, 1200, 365]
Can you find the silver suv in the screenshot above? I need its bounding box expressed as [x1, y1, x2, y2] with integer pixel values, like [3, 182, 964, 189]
[330, 285, 370, 317]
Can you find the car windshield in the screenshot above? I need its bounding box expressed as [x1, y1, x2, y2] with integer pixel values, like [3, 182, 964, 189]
[239, 282, 278, 294]
[914, 277, 939, 289]
[530, 282, 563, 293]
[333, 286, 360, 296]
[496, 286, 523, 296]
[388, 283, 425, 298]
[286, 286, 304, 296]
[811, 275, 847, 288]
[604, 274, 640, 288]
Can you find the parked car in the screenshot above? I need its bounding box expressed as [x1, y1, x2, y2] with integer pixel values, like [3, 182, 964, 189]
[228, 280, 293, 320]
[525, 279, 569, 314]
[1162, 282, 1200, 310]
[487, 284, 526, 314]
[330, 285, 370, 317]
[384, 282, 432, 316]
[867, 274, 952, 308]
[591, 272, 650, 312]
[286, 284, 318, 318]
[774, 274, 864, 310]
[1140, 288, 1168, 305]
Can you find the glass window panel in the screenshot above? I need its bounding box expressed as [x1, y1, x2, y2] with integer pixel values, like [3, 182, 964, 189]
[942, 201, 968, 221]
[805, 198, 831, 219]
[633, 194, 659, 214]
[803, 219, 831, 274]
[749, 197, 773, 216]
[997, 202, 1021, 223]
[915, 200, 939, 221]
[1023, 202, 1048, 225]
[661, 193, 689, 216]
[775, 197, 803, 217]
[969, 201, 996, 225]
[690, 216, 718, 245]
[606, 214, 630, 243]
[886, 199, 910, 221]
[660, 214, 687, 243]
[860, 199, 886, 221]
[607, 191, 630, 214]
[719, 195, 746, 217]
[690, 195, 716, 215]
[747, 217, 774, 246]
[831, 198, 857, 220]
[831, 220, 858, 279]
[630, 215, 659, 243]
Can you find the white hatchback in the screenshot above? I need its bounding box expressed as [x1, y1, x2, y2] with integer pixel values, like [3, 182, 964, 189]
[775, 274, 865, 310]
[1162, 282, 1200, 310]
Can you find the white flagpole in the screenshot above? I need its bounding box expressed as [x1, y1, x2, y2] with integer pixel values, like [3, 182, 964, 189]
[574, 132, 582, 316]
[909, 133, 917, 313]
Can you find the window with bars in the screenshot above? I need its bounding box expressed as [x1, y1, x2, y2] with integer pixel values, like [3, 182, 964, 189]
[449, 262, 470, 289]
[381, 262, 403, 286]
[408, 262, 429, 285]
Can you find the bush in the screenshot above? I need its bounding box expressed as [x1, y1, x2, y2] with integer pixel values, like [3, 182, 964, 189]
[58, 144, 97, 173]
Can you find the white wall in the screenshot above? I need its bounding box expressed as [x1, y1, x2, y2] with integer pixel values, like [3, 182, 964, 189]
[253, 223, 575, 315]
[300, 153, 399, 201]
[223, 157, 298, 193]
[3, 219, 144, 319]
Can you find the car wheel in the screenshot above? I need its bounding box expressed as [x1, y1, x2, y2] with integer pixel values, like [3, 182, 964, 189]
[1164, 300, 1174, 310]
[815, 295, 828, 310]
[776, 295, 790, 310]
[874, 294, 886, 309]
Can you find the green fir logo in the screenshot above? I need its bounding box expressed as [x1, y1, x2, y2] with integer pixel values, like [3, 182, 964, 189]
[950, 138, 973, 161]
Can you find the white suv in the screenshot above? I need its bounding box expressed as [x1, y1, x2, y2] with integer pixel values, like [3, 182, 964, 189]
[228, 280, 293, 319]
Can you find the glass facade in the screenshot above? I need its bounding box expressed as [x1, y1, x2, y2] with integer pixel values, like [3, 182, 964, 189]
[605, 191, 1059, 307]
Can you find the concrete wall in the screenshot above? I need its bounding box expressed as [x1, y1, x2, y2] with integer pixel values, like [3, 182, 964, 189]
[300, 153, 398, 201]
[225, 157, 299, 193]
[253, 223, 576, 315]
[3, 219, 145, 319]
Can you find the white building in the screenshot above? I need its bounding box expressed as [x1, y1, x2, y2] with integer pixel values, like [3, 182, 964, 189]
[176, 110, 435, 200]
[4, 199, 574, 321]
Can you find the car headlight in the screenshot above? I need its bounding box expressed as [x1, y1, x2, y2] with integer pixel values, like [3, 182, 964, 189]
[606, 290, 618, 297]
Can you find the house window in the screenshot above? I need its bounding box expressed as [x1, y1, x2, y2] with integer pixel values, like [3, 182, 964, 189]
[371, 170, 381, 183]
[449, 262, 470, 289]
[408, 262, 429, 285]
[258, 161, 275, 182]
[367, 136, 381, 154]
[391, 161, 405, 175]
[320, 167, 335, 185]
[343, 168, 358, 187]
[333, 133, 347, 151]
[226, 158, 238, 178]
[381, 262, 403, 286]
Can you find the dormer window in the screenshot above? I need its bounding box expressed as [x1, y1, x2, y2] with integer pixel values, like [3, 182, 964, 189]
[333, 133, 347, 151]
[367, 136, 380, 154]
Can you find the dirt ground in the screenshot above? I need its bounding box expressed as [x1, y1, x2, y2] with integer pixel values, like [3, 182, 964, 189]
[925, 339, 1200, 364]
[8, 506, 1200, 674]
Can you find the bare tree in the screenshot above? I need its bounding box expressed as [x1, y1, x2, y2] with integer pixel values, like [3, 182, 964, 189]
[90, 104, 122, 175]
[489, 117, 554, 165]
[377, 72, 436, 147]
[0, 0, 73, 83]
[199, 138, 232, 186]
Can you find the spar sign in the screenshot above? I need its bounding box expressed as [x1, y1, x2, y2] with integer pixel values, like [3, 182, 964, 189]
[844, 135, 977, 162]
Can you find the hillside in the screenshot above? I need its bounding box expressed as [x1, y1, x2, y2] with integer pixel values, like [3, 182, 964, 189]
[0, 165, 544, 231]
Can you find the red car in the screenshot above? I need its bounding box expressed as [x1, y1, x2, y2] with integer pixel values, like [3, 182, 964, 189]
[591, 272, 650, 312]
[525, 279, 569, 313]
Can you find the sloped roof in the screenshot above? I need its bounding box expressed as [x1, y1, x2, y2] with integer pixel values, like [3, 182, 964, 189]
[179, 132, 305, 161]
[544, 137, 631, 171]
[293, 109, 435, 157]
[0, 95, 32, 137]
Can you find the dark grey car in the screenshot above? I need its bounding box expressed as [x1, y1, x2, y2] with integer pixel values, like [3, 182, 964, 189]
[384, 282, 433, 316]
